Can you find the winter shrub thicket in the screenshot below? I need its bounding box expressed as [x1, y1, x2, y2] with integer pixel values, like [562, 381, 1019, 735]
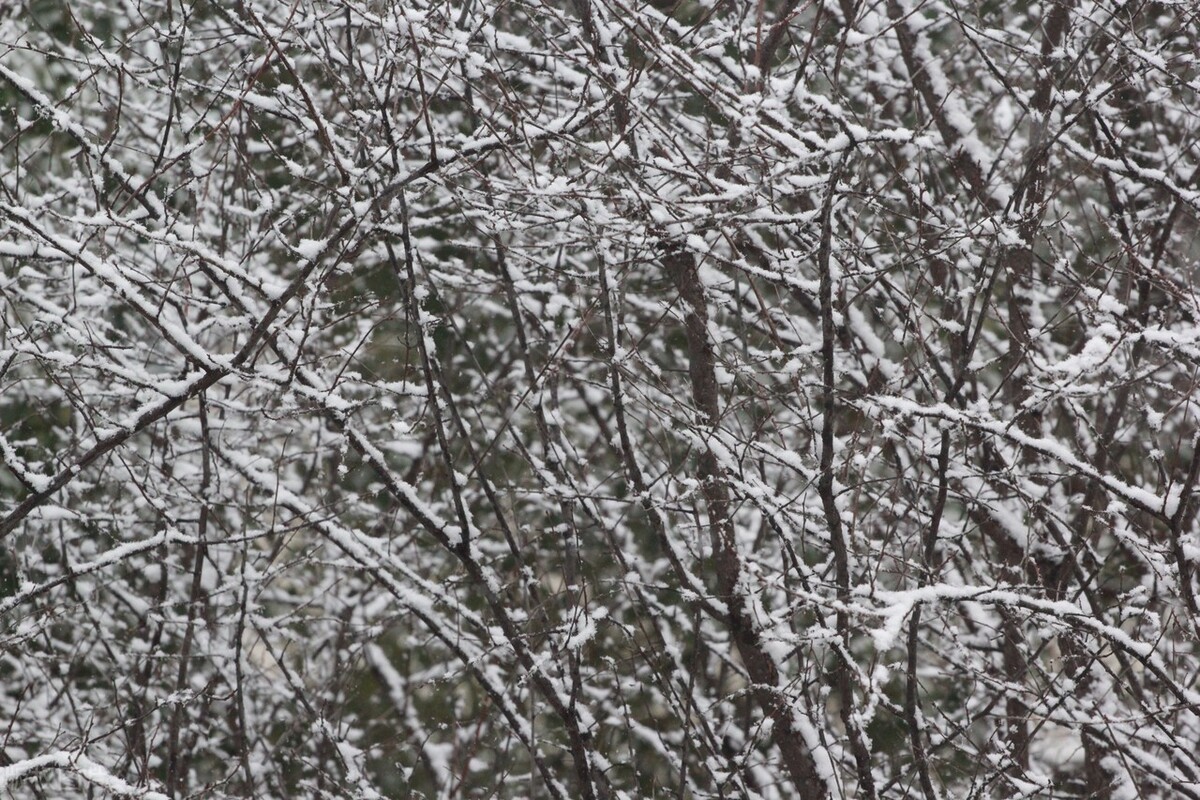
[1, 1, 1199, 797]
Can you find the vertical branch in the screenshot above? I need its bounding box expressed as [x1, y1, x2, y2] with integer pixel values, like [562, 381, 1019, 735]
[662, 245, 832, 800]
[392, 193, 609, 800]
[998, 2, 1076, 779]
[814, 159, 877, 799]
[394, 193, 475, 556]
[904, 433, 948, 800]
[493, 239, 588, 729]
[165, 392, 212, 798]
